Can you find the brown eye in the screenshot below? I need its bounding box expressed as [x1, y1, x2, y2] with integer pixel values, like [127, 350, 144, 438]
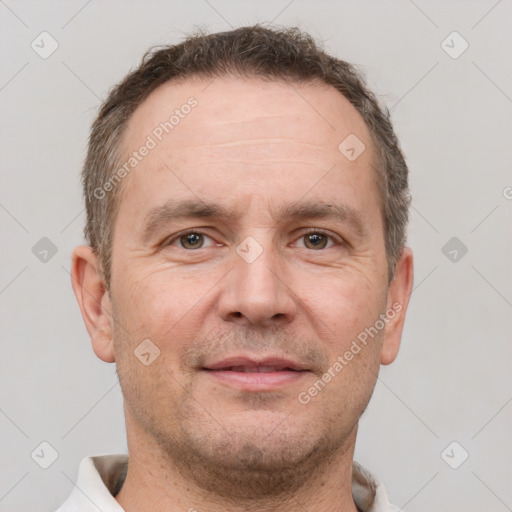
[180, 232, 204, 249]
[303, 233, 329, 250]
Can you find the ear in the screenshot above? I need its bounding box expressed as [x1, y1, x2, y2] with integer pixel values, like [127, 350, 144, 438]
[71, 245, 115, 363]
[380, 246, 414, 365]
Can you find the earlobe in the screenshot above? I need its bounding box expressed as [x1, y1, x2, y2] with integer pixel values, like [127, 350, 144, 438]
[380, 246, 414, 365]
[71, 245, 116, 363]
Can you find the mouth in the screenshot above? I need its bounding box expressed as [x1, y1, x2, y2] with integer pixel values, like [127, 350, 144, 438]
[213, 365, 301, 372]
[201, 356, 310, 391]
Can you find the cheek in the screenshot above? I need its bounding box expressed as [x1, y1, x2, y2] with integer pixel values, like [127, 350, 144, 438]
[112, 267, 216, 355]
[306, 274, 386, 347]
[307, 283, 384, 401]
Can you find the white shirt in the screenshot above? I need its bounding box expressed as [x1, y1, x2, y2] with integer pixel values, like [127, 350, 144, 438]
[55, 454, 399, 512]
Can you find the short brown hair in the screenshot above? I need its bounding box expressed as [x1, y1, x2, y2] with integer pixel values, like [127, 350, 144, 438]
[83, 25, 410, 287]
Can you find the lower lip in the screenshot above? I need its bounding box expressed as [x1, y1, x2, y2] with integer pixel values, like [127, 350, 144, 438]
[203, 370, 308, 391]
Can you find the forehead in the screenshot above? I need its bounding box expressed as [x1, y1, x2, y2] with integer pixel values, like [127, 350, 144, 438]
[116, 76, 381, 227]
[124, 76, 374, 157]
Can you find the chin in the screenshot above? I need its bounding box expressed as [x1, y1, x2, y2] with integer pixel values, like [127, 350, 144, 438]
[175, 426, 330, 498]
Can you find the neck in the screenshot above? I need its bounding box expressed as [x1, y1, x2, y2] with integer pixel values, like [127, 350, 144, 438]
[115, 416, 360, 512]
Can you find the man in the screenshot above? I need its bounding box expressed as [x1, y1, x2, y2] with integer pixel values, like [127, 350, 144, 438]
[59, 25, 413, 512]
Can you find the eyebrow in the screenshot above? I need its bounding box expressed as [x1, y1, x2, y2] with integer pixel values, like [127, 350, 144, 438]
[142, 199, 238, 243]
[141, 198, 367, 243]
[274, 201, 367, 236]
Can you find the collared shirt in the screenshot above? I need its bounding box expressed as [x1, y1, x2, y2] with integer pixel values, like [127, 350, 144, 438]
[55, 454, 399, 512]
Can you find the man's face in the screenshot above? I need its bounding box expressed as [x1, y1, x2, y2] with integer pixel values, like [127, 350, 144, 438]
[104, 77, 400, 491]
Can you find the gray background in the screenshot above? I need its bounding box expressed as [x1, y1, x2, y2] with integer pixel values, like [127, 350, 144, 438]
[1, 1, 511, 510]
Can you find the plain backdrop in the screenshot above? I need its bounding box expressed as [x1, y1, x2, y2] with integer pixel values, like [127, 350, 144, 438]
[1, 1, 511, 511]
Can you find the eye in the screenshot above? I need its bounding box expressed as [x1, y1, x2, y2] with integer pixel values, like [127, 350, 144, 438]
[166, 231, 216, 250]
[296, 231, 337, 250]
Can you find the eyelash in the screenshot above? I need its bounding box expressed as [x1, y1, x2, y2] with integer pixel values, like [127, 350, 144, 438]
[163, 228, 342, 250]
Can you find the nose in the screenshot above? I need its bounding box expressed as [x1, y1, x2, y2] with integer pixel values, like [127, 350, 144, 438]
[217, 241, 297, 328]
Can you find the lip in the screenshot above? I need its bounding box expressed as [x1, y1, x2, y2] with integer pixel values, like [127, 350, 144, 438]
[204, 356, 308, 372]
[202, 355, 310, 391]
